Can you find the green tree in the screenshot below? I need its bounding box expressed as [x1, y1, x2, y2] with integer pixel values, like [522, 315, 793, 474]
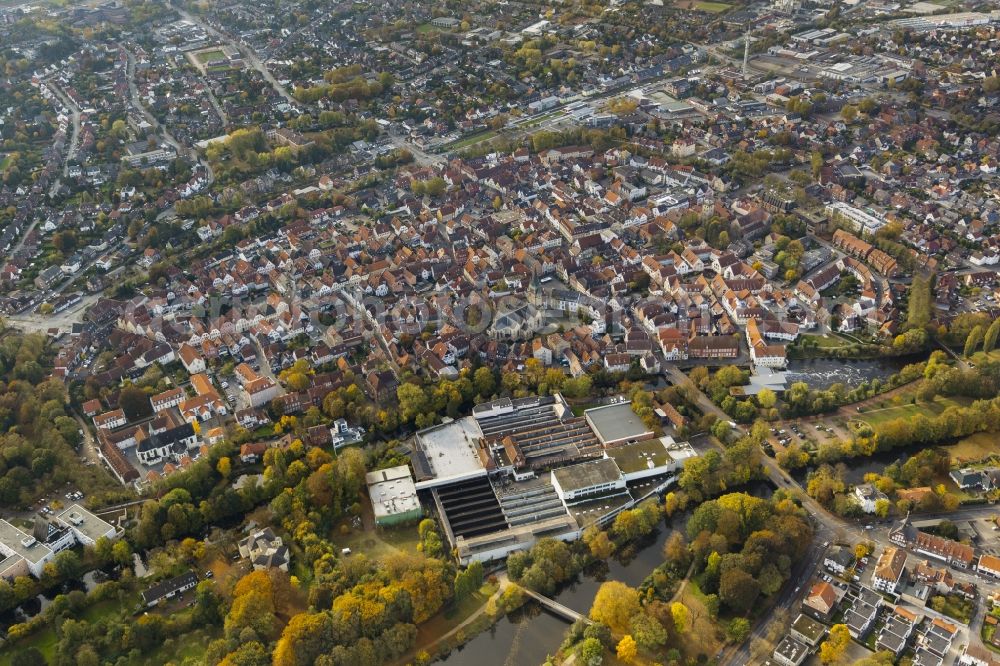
[984, 319, 1000, 354]
[726, 617, 751, 644]
[719, 568, 760, 613]
[576, 637, 604, 666]
[756, 388, 776, 410]
[965, 324, 985, 357]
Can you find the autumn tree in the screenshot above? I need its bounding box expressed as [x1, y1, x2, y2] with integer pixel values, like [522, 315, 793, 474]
[272, 612, 335, 666]
[965, 324, 985, 357]
[590, 581, 642, 635]
[719, 568, 760, 614]
[984, 319, 1000, 354]
[583, 526, 615, 560]
[819, 624, 851, 664]
[670, 602, 691, 634]
[225, 571, 277, 640]
[616, 635, 638, 664]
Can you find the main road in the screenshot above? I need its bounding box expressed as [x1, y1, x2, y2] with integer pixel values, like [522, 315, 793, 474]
[169, 3, 299, 108]
[664, 365, 872, 664]
[665, 363, 999, 663]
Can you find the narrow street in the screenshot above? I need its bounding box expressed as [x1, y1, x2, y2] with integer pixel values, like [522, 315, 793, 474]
[170, 3, 299, 108]
[43, 78, 82, 174]
[664, 362, 997, 664]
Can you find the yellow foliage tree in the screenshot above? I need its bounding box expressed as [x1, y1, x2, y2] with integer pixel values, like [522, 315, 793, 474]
[590, 581, 641, 635]
[819, 624, 850, 664]
[616, 635, 638, 663]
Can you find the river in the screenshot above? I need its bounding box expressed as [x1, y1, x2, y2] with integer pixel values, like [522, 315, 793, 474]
[784, 356, 919, 391]
[435, 482, 774, 666]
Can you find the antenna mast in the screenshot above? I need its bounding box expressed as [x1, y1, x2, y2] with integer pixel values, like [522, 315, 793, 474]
[743, 25, 750, 79]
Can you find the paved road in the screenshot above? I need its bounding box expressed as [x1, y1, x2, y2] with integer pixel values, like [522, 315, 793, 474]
[665, 363, 1000, 663]
[42, 77, 82, 175]
[125, 48, 213, 183]
[664, 364, 861, 664]
[171, 3, 299, 108]
[386, 132, 446, 168]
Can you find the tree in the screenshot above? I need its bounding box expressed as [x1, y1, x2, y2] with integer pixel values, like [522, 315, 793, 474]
[629, 612, 668, 649]
[811, 151, 824, 179]
[225, 571, 277, 640]
[874, 498, 890, 518]
[112, 539, 133, 567]
[472, 367, 496, 398]
[272, 612, 335, 666]
[217, 456, 232, 479]
[576, 637, 604, 666]
[756, 388, 776, 410]
[616, 635, 637, 664]
[719, 568, 760, 614]
[118, 384, 152, 420]
[819, 624, 851, 664]
[584, 526, 615, 560]
[590, 581, 641, 635]
[984, 319, 1000, 354]
[670, 602, 691, 634]
[965, 324, 985, 357]
[726, 617, 751, 644]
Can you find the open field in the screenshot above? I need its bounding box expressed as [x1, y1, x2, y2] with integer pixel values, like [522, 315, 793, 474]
[194, 49, 227, 64]
[798, 333, 851, 349]
[134, 626, 220, 665]
[853, 395, 972, 428]
[0, 628, 57, 666]
[946, 433, 999, 464]
[341, 522, 422, 561]
[695, 1, 733, 12]
[674, 581, 724, 659]
[444, 129, 498, 151]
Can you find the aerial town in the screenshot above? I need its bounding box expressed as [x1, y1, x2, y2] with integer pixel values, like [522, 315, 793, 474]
[0, 0, 999, 664]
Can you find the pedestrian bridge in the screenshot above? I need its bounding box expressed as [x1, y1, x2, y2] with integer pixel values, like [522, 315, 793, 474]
[520, 587, 592, 624]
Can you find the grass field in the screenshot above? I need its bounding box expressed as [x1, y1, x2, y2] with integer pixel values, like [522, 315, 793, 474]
[803, 334, 849, 348]
[444, 129, 498, 151]
[854, 395, 972, 428]
[194, 49, 227, 64]
[341, 523, 421, 560]
[134, 626, 220, 665]
[0, 628, 57, 666]
[946, 433, 999, 464]
[695, 1, 733, 12]
[675, 581, 723, 658]
[416, 23, 443, 34]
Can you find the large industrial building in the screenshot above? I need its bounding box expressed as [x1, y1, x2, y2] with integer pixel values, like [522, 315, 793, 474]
[406, 395, 698, 564]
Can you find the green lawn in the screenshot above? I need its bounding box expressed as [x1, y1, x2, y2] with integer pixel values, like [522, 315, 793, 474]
[444, 129, 498, 151]
[801, 334, 852, 349]
[194, 49, 226, 64]
[341, 523, 421, 561]
[0, 628, 57, 666]
[695, 1, 732, 12]
[946, 433, 998, 464]
[415, 23, 442, 34]
[80, 597, 133, 624]
[130, 626, 220, 665]
[854, 395, 972, 428]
